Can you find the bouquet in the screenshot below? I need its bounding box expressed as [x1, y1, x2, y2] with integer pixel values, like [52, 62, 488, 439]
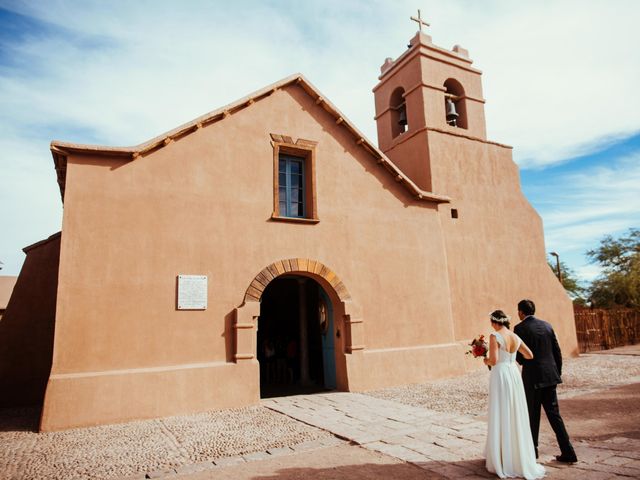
[466, 335, 490, 370]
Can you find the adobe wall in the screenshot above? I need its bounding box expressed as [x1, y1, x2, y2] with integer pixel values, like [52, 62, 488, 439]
[428, 131, 578, 356]
[374, 32, 487, 193]
[0, 275, 18, 315]
[42, 84, 466, 430]
[0, 234, 60, 407]
[373, 31, 576, 359]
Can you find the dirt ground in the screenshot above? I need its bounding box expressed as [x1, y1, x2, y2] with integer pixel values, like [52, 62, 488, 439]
[541, 382, 640, 442]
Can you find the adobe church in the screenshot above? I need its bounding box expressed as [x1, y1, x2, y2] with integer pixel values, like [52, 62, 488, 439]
[0, 27, 577, 431]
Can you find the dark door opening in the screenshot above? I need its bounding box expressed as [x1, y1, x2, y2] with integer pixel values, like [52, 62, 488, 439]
[257, 276, 336, 398]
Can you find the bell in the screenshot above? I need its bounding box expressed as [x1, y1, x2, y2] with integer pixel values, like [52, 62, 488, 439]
[398, 106, 408, 126]
[446, 98, 459, 126]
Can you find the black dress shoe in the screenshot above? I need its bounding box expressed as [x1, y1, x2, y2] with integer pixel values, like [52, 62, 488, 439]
[555, 454, 577, 463]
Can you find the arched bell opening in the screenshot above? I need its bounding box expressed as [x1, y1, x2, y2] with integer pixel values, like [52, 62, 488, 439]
[389, 87, 408, 138]
[257, 275, 337, 398]
[443, 78, 468, 129]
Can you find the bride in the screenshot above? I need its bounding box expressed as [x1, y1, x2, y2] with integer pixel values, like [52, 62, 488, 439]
[483, 310, 546, 479]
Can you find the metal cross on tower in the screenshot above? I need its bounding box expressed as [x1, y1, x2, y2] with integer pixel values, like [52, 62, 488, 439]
[410, 9, 430, 32]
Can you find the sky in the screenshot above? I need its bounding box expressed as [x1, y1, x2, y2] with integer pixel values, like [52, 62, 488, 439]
[0, 0, 639, 286]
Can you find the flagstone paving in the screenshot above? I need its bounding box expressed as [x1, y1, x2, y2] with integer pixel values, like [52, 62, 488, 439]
[261, 391, 640, 479]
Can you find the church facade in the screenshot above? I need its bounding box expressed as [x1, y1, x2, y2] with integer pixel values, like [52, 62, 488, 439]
[5, 31, 577, 431]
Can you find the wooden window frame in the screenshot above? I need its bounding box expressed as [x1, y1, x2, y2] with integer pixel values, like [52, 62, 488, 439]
[278, 155, 306, 218]
[271, 138, 319, 223]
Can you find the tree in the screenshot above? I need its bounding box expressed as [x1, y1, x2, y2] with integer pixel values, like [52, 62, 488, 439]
[547, 258, 586, 302]
[586, 228, 640, 308]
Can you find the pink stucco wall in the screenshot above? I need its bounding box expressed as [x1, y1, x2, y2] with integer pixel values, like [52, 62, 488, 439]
[372, 32, 576, 356]
[431, 133, 576, 351]
[41, 84, 461, 430]
[0, 235, 59, 407]
[38, 32, 577, 430]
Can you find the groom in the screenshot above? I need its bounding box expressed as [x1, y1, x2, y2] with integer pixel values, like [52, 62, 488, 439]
[514, 299, 578, 463]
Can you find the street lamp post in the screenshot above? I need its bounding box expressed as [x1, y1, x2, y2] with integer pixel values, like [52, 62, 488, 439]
[550, 252, 562, 284]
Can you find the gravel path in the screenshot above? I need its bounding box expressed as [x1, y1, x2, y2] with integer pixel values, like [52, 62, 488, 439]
[0, 405, 332, 480]
[365, 352, 640, 417]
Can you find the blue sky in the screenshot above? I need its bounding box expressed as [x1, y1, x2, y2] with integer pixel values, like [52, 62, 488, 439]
[1, 1, 639, 285]
[521, 133, 640, 281]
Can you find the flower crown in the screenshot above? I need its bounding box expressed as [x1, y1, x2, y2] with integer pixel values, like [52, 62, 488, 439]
[490, 313, 511, 324]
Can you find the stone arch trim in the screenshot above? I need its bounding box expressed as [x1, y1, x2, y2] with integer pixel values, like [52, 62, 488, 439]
[234, 259, 363, 363]
[243, 258, 352, 304]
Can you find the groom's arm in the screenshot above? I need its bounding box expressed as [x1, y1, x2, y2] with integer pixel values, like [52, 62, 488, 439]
[551, 328, 563, 376]
[514, 324, 527, 365]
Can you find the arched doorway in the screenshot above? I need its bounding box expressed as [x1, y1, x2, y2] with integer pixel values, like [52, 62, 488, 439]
[235, 258, 364, 397]
[257, 275, 336, 398]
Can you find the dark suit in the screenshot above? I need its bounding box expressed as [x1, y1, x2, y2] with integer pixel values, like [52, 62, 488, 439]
[514, 315, 576, 459]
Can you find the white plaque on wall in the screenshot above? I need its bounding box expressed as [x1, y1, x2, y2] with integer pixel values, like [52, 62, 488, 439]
[177, 275, 208, 310]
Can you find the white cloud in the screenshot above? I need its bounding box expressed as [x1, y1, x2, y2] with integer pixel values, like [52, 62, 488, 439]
[3, 1, 639, 156]
[538, 152, 640, 282]
[1, 0, 639, 275]
[575, 264, 602, 282]
[400, 1, 640, 168]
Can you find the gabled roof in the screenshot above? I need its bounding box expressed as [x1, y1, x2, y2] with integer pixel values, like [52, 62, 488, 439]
[51, 74, 450, 205]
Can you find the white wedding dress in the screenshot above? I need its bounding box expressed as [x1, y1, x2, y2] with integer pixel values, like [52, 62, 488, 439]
[485, 332, 545, 479]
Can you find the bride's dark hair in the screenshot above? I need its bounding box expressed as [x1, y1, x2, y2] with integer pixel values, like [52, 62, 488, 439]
[490, 309, 511, 329]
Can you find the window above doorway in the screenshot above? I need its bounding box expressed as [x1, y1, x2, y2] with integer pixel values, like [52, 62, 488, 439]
[279, 155, 305, 218]
[270, 135, 319, 224]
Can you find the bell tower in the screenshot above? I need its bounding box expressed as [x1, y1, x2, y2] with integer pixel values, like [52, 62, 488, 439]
[373, 27, 487, 192]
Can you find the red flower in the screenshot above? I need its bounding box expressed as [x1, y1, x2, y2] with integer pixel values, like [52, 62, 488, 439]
[466, 334, 491, 370]
[467, 335, 488, 358]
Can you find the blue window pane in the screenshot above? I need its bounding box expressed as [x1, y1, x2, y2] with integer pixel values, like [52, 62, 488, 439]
[278, 154, 307, 218]
[290, 175, 301, 189]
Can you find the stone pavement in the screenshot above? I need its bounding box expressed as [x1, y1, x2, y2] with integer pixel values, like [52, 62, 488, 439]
[263, 393, 488, 478]
[164, 444, 440, 480]
[133, 386, 640, 479]
[261, 392, 640, 479]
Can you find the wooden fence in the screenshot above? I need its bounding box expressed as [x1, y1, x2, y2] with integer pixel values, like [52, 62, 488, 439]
[574, 307, 640, 353]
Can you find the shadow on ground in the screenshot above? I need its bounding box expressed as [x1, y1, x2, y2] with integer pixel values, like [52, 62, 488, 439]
[551, 382, 640, 441]
[191, 457, 492, 480]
